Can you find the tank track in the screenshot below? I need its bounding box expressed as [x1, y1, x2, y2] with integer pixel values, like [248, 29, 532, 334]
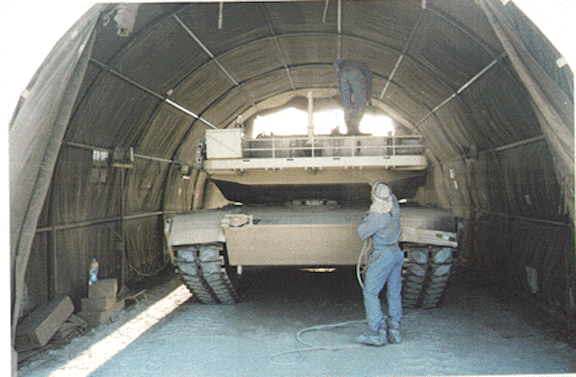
[173, 243, 239, 304]
[402, 246, 453, 309]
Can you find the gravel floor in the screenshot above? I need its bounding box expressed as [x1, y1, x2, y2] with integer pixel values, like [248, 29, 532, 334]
[18, 267, 576, 376]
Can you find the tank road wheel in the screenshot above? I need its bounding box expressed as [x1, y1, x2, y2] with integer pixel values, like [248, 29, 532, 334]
[174, 243, 240, 304]
[402, 246, 453, 309]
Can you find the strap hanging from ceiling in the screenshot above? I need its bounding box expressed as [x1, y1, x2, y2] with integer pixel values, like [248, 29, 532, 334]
[337, 0, 342, 59]
[218, 2, 224, 30]
[322, 0, 330, 23]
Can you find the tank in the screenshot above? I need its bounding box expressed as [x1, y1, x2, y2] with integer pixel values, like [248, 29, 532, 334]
[164, 129, 459, 309]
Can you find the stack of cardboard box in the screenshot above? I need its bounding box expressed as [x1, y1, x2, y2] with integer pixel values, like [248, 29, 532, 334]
[78, 278, 124, 327]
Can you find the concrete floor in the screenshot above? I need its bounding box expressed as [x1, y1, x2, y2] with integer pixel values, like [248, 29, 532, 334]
[18, 267, 576, 376]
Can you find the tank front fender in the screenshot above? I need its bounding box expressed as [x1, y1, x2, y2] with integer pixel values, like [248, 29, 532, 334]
[165, 208, 241, 250]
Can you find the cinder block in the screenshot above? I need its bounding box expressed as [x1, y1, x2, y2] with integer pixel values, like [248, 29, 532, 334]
[88, 278, 118, 299]
[15, 296, 74, 351]
[81, 295, 116, 312]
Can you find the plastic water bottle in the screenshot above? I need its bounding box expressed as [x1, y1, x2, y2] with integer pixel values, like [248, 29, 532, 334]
[89, 258, 99, 285]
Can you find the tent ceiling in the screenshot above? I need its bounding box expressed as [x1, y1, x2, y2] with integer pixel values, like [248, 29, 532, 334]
[71, 2, 532, 159]
[67, 1, 571, 175]
[24, 1, 558, 217]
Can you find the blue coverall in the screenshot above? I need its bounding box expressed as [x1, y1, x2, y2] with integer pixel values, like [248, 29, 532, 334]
[357, 194, 403, 333]
[333, 60, 373, 134]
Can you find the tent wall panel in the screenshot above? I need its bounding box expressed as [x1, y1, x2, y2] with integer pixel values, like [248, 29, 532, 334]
[107, 16, 211, 95]
[277, 34, 338, 66]
[408, 11, 495, 92]
[469, 214, 575, 316]
[66, 73, 162, 148]
[22, 234, 49, 317]
[169, 61, 235, 113]
[342, 0, 420, 51]
[176, 2, 271, 56]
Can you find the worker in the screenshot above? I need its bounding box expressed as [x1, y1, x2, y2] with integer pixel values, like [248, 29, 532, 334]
[333, 59, 372, 135]
[356, 183, 403, 346]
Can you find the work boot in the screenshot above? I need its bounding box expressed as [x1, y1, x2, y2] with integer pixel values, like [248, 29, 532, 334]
[355, 326, 388, 346]
[386, 318, 402, 344]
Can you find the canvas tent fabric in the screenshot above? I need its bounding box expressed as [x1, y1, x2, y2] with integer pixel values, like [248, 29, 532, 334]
[9, 0, 575, 339]
[9, 5, 104, 334]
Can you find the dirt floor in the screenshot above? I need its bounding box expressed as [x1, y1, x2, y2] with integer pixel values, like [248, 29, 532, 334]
[17, 266, 576, 376]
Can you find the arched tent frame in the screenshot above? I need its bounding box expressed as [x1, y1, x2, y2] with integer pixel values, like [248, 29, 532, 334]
[10, 0, 574, 343]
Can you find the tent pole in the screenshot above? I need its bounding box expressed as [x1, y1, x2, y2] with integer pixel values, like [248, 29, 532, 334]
[120, 168, 126, 289]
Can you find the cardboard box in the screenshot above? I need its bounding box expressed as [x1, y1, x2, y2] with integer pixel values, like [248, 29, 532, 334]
[15, 296, 74, 351]
[77, 299, 124, 327]
[55, 314, 88, 339]
[81, 295, 116, 312]
[88, 278, 118, 299]
[77, 304, 116, 327]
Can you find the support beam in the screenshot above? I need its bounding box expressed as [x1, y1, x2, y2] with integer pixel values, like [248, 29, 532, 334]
[438, 134, 546, 165]
[478, 210, 571, 228]
[492, 135, 546, 153]
[307, 91, 314, 145]
[66, 141, 179, 164]
[36, 211, 172, 234]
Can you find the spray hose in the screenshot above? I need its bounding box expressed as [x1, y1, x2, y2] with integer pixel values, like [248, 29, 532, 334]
[356, 238, 372, 289]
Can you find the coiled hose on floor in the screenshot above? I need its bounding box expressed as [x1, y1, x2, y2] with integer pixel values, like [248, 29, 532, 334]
[268, 240, 375, 364]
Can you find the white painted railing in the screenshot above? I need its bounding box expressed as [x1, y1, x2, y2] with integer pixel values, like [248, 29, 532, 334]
[241, 134, 424, 159]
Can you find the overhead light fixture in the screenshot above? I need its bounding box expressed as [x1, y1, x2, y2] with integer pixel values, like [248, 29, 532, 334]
[180, 164, 192, 179]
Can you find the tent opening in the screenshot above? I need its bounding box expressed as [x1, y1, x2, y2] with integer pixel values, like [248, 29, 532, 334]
[252, 107, 394, 137]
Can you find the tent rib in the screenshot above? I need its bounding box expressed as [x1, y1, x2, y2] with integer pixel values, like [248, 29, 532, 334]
[90, 58, 165, 100]
[90, 58, 217, 129]
[260, 3, 296, 91]
[170, 30, 459, 115]
[417, 53, 505, 126]
[190, 63, 435, 132]
[172, 13, 257, 108]
[379, 10, 425, 101]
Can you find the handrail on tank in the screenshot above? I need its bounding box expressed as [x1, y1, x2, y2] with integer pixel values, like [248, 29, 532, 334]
[241, 134, 424, 159]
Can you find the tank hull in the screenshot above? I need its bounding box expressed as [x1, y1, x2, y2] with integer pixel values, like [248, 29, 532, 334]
[165, 204, 457, 266]
[165, 203, 458, 308]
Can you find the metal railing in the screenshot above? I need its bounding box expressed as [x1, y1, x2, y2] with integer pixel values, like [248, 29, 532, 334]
[241, 135, 424, 159]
